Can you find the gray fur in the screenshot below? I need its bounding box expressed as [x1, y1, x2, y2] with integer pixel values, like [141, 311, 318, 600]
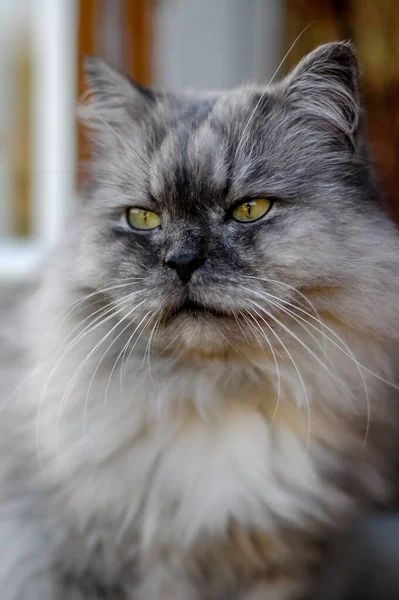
[0, 42, 399, 599]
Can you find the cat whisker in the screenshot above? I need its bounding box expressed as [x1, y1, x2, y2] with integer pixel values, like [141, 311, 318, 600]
[56, 293, 132, 355]
[53, 278, 144, 333]
[36, 303, 116, 464]
[158, 321, 186, 363]
[246, 294, 352, 408]
[239, 311, 268, 350]
[143, 308, 164, 389]
[257, 293, 371, 449]
[61, 285, 144, 350]
[1, 291, 139, 423]
[114, 308, 160, 405]
[233, 311, 253, 349]
[115, 306, 162, 405]
[81, 299, 149, 435]
[245, 299, 311, 449]
[163, 339, 184, 365]
[36, 292, 144, 461]
[40, 290, 142, 411]
[118, 313, 150, 402]
[48, 282, 145, 367]
[240, 272, 329, 359]
[234, 23, 313, 162]
[242, 275, 326, 339]
[125, 308, 162, 366]
[249, 289, 353, 401]
[117, 308, 165, 406]
[243, 278, 375, 447]
[243, 274, 398, 391]
[241, 310, 282, 429]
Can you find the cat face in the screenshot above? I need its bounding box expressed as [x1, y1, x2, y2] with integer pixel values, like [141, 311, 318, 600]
[76, 42, 385, 356]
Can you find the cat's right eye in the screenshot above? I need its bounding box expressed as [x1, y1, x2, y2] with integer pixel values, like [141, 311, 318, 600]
[232, 198, 272, 223]
[126, 208, 161, 231]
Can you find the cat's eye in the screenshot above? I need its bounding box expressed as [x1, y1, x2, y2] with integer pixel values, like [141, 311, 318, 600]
[232, 198, 272, 223]
[126, 208, 161, 230]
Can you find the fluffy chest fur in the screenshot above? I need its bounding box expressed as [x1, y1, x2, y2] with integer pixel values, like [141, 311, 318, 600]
[32, 343, 392, 599]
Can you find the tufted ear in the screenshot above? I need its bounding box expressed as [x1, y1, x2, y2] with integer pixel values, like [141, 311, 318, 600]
[281, 42, 360, 146]
[78, 57, 156, 130]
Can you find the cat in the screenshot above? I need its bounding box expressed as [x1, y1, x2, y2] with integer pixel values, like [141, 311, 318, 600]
[0, 41, 399, 600]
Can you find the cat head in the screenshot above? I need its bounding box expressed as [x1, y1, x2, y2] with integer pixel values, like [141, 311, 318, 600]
[74, 42, 391, 359]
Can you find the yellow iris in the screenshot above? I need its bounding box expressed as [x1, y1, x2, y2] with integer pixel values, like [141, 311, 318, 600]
[127, 208, 161, 230]
[232, 198, 272, 223]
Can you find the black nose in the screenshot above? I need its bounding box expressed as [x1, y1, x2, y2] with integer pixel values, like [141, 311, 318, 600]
[165, 252, 205, 283]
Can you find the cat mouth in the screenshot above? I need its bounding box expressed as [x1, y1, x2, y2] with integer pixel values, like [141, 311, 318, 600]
[169, 299, 229, 319]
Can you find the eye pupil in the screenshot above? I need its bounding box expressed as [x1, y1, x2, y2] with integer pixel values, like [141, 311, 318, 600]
[232, 198, 272, 223]
[126, 208, 161, 230]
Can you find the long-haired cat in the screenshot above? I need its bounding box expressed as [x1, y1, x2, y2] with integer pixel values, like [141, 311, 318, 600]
[0, 42, 399, 600]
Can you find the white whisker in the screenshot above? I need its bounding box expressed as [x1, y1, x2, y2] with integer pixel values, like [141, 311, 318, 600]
[81, 300, 148, 435]
[243, 273, 398, 391]
[242, 311, 282, 428]
[37, 295, 145, 460]
[114, 308, 159, 405]
[255, 292, 370, 448]
[246, 300, 311, 449]
[247, 294, 352, 404]
[233, 311, 253, 348]
[248, 289, 353, 402]
[234, 23, 313, 160]
[243, 274, 328, 357]
[52, 278, 144, 333]
[39, 291, 141, 423]
[143, 309, 163, 388]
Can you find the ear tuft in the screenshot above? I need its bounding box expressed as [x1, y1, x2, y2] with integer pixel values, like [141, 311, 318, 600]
[78, 56, 155, 130]
[283, 42, 360, 145]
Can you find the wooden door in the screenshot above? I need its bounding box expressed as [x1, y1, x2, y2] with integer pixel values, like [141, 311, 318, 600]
[284, 0, 399, 221]
[77, 0, 154, 183]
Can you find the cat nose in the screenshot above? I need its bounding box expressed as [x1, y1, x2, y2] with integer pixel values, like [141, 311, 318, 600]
[165, 252, 205, 283]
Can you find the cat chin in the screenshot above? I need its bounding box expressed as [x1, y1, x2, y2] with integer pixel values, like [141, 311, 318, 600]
[161, 314, 239, 359]
[150, 309, 279, 363]
[180, 319, 231, 353]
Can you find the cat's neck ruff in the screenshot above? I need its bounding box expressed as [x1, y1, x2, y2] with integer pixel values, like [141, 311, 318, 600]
[34, 324, 387, 557]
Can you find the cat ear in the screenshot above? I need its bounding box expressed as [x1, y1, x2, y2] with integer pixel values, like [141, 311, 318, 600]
[282, 42, 360, 145]
[79, 57, 156, 129]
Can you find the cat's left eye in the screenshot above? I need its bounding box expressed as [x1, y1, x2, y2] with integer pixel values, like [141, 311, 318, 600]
[126, 208, 161, 230]
[232, 198, 272, 223]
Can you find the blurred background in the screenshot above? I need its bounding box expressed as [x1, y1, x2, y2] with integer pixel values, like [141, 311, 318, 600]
[0, 0, 398, 279]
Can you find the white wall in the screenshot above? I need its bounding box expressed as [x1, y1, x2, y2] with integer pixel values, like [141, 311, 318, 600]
[154, 0, 283, 90]
[0, 0, 77, 280]
[30, 0, 77, 245]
